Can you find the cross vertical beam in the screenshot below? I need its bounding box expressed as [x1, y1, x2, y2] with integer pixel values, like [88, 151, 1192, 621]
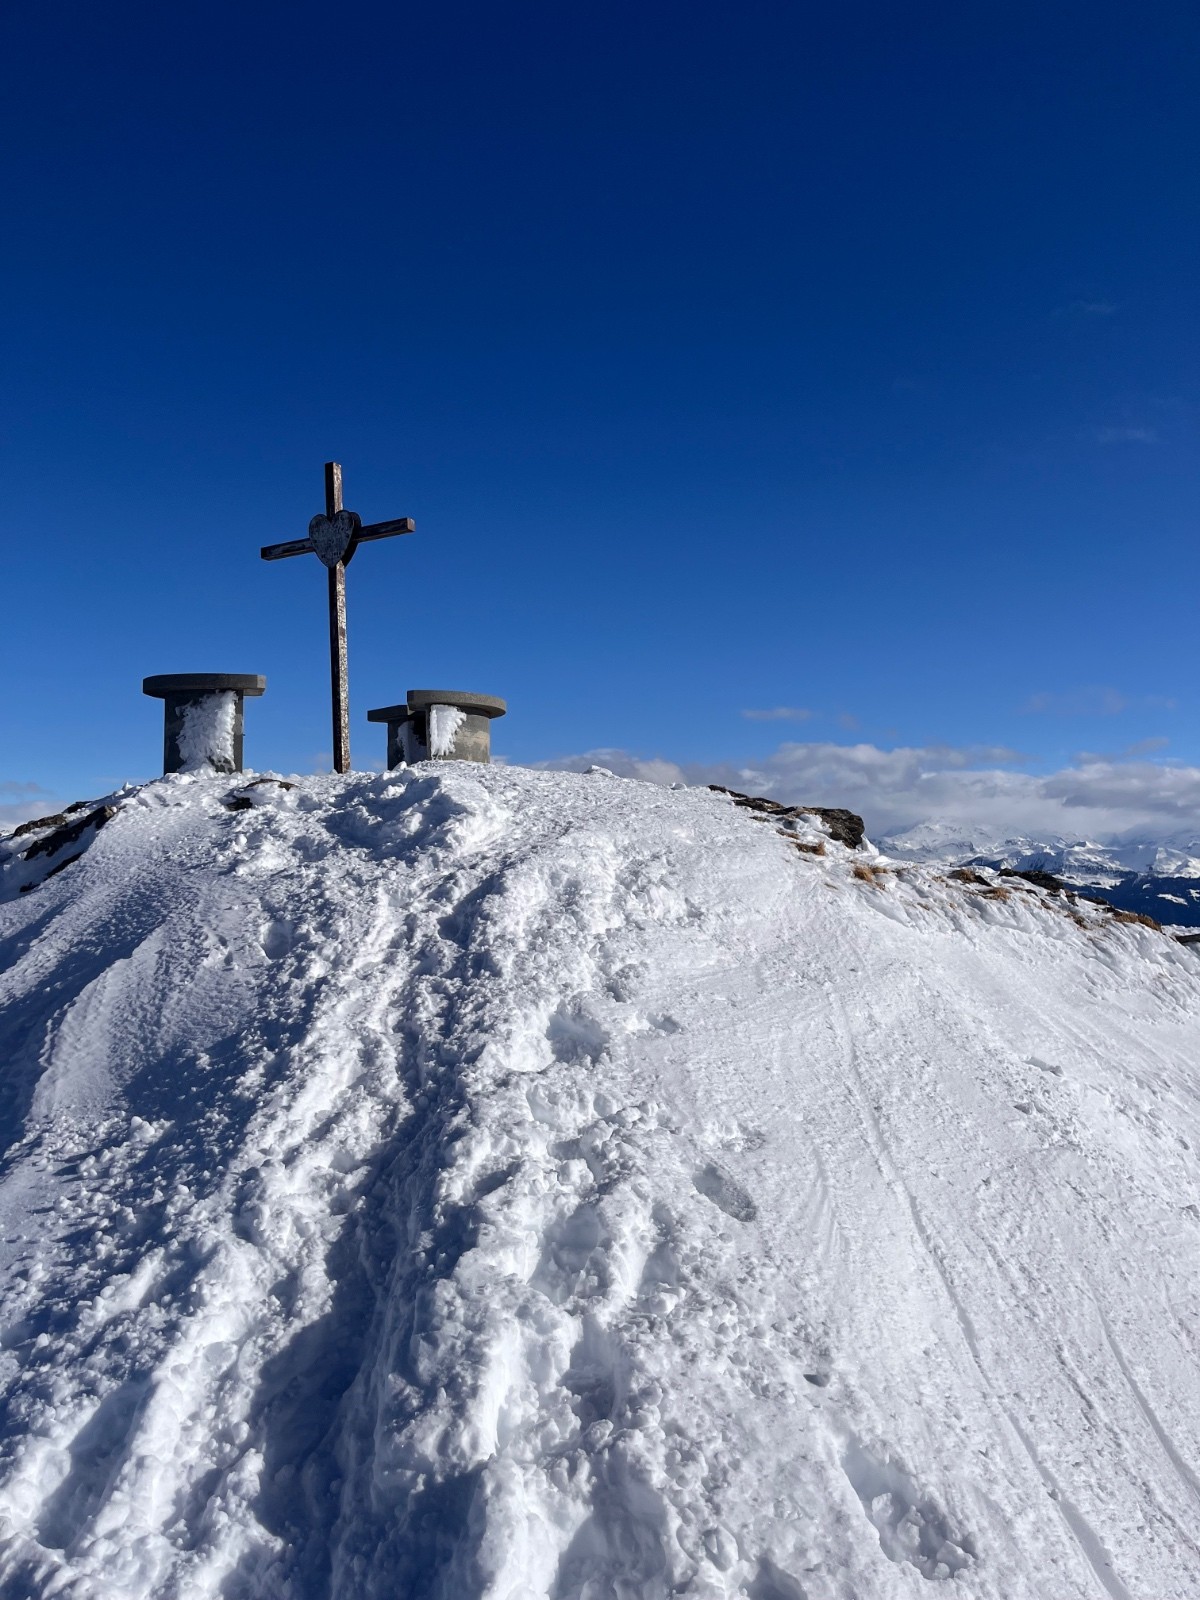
[325, 463, 351, 773]
[259, 463, 415, 776]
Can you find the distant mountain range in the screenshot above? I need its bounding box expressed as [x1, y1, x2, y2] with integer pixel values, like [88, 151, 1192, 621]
[878, 822, 1200, 928]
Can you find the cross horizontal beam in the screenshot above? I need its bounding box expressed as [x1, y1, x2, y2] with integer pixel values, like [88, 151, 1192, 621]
[260, 516, 416, 562]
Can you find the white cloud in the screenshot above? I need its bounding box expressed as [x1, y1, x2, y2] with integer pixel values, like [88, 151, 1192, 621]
[1022, 687, 1175, 716]
[740, 707, 813, 722]
[1074, 736, 1171, 762]
[536, 741, 1200, 844]
[1094, 425, 1157, 444]
[547, 750, 691, 787]
[0, 784, 61, 831]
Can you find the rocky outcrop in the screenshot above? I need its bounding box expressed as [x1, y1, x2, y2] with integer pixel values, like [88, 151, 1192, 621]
[708, 785, 866, 850]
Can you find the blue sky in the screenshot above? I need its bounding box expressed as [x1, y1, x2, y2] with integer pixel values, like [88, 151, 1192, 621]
[2, 1, 1198, 837]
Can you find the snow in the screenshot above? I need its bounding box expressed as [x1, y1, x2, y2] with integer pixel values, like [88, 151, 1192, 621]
[427, 703, 467, 758]
[1, 764, 1199, 1599]
[175, 692, 237, 773]
[882, 820, 1200, 885]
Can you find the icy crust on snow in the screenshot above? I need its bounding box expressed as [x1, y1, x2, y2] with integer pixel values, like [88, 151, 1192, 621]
[1, 769, 1200, 1598]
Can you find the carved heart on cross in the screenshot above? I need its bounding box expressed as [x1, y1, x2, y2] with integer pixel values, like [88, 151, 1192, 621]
[308, 509, 362, 568]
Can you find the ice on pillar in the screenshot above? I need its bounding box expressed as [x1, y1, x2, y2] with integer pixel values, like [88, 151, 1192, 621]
[177, 693, 237, 771]
[428, 704, 467, 757]
[367, 690, 506, 767]
[142, 674, 267, 775]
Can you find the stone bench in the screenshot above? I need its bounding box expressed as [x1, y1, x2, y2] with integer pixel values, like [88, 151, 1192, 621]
[367, 690, 506, 767]
[143, 674, 266, 774]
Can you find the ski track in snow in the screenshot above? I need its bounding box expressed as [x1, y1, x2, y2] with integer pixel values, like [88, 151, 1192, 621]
[0, 766, 1198, 1598]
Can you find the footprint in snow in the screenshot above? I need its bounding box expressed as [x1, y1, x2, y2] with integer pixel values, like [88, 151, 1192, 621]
[260, 918, 293, 959]
[841, 1437, 976, 1581]
[747, 1555, 810, 1599]
[638, 1209, 683, 1309]
[36, 1379, 150, 1551]
[692, 1163, 757, 1223]
[1029, 1056, 1064, 1076]
[546, 1003, 610, 1066]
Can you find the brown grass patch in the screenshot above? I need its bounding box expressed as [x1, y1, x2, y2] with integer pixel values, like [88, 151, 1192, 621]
[948, 867, 989, 885]
[1103, 907, 1162, 930]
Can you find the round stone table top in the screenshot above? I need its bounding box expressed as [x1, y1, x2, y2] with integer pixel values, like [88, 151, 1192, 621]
[143, 674, 266, 699]
[367, 690, 507, 722]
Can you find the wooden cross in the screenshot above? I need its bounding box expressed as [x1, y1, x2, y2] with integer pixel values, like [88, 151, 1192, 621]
[261, 462, 414, 773]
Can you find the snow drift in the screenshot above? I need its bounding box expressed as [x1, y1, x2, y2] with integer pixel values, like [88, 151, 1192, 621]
[1, 765, 1199, 1600]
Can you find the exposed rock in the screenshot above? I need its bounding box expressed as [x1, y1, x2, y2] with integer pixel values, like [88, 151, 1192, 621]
[225, 778, 298, 811]
[1001, 867, 1070, 895]
[6, 800, 94, 841]
[708, 786, 866, 850]
[8, 811, 68, 840]
[808, 807, 867, 850]
[22, 805, 117, 862]
[20, 853, 85, 893]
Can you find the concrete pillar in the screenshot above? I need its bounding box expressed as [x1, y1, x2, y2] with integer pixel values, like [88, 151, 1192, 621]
[142, 674, 266, 774]
[367, 689, 506, 767]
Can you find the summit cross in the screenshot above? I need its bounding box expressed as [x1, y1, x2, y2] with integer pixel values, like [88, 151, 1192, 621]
[261, 462, 415, 773]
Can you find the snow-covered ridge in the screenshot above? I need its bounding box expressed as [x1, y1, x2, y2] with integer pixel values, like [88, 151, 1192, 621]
[877, 823, 1200, 930]
[1, 767, 1199, 1599]
[881, 819, 1200, 883]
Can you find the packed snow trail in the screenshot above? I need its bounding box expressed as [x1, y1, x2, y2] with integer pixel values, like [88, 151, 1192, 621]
[0, 766, 1198, 1599]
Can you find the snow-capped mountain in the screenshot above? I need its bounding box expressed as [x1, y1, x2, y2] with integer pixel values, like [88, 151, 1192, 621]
[1, 768, 1199, 1599]
[879, 823, 1200, 926]
[880, 821, 1200, 879]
